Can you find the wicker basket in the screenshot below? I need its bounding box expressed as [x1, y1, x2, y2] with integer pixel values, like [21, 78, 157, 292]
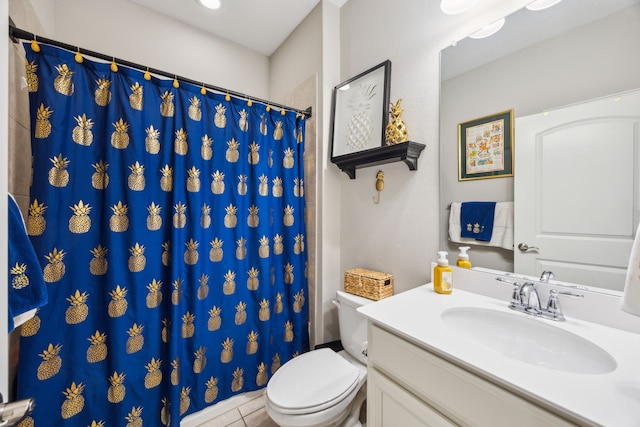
[344, 268, 394, 301]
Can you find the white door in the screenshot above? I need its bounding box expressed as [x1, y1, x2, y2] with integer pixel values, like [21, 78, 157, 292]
[515, 90, 640, 291]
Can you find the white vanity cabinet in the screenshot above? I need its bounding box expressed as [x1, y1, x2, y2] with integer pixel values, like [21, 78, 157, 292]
[366, 324, 576, 427]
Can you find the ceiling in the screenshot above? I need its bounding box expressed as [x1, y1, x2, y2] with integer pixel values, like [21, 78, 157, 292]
[127, 0, 346, 57]
[442, 0, 640, 81]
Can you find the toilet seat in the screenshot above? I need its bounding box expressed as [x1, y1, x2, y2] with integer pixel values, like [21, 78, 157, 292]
[267, 348, 360, 415]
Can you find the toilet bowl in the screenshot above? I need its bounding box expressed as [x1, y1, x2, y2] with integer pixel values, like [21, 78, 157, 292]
[266, 290, 373, 427]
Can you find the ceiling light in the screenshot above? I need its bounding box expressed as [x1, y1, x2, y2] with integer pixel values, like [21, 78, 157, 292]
[197, 0, 222, 10]
[526, 0, 562, 11]
[469, 18, 506, 39]
[440, 0, 480, 15]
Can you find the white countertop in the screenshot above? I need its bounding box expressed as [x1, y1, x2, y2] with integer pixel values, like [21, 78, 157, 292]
[358, 285, 640, 426]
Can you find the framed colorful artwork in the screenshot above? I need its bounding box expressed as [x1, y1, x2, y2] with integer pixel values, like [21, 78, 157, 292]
[458, 109, 514, 181]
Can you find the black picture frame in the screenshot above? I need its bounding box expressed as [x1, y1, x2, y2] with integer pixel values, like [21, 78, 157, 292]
[458, 109, 514, 181]
[330, 60, 392, 162]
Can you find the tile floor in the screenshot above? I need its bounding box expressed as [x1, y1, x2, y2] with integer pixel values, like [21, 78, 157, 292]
[196, 392, 278, 427]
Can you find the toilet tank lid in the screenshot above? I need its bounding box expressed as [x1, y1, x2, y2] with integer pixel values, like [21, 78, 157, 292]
[337, 290, 376, 308]
[267, 348, 360, 411]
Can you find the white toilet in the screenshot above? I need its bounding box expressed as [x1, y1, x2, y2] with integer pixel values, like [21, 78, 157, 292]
[266, 290, 373, 427]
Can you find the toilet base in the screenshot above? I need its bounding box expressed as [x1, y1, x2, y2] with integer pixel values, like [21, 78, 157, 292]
[266, 382, 367, 427]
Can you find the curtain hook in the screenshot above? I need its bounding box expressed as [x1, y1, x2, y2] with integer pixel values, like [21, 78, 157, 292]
[225, 92, 231, 102]
[266, 104, 271, 112]
[74, 47, 83, 64]
[144, 67, 151, 81]
[31, 35, 41, 52]
[200, 83, 207, 95]
[280, 108, 286, 116]
[110, 57, 118, 72]
[247, 98, 253, 107]
[172, 75, 179, 88]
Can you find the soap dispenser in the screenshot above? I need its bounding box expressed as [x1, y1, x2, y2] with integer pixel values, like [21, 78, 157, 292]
[456, 246, 472, 268]
[433, 251, 453, 294]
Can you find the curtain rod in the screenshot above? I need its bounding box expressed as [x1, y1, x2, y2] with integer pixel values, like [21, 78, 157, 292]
[8, 23, 312, 119]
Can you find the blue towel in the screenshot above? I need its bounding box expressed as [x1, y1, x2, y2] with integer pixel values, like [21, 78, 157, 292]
[460, 202, 497, 242]
[8, 195, 47, 332]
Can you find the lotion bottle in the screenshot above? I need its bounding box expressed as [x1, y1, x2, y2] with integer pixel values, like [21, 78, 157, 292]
[433, 251, 453, 294]
[456, 246, 472, 268]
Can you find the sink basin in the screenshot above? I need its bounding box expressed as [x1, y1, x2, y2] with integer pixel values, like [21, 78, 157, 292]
[441, 307, 617, 375]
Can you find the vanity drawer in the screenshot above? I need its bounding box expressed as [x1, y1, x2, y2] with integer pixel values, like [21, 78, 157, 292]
[368, 324, 576, 427]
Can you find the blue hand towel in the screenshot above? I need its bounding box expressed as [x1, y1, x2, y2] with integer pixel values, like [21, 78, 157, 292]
[8, 195, 47, 332]
[460, 202, 497, 242]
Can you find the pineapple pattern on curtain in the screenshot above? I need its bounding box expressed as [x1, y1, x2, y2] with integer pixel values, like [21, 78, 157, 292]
[17, 43, 309, 427]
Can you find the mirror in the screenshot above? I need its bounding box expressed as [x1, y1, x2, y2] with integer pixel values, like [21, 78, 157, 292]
[439, 0, 640, 291]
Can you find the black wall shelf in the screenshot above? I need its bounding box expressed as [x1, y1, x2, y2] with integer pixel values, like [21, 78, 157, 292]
[331, 141, 426, 179]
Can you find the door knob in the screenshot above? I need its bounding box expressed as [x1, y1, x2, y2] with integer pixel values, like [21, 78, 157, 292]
[518, 242, 539, 252]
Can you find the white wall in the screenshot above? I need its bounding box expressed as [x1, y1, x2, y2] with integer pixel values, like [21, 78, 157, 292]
[335, 0, 529, 309]
[270, 1, 343, 345]
[439, 5, 640, 273]
[51, 0, 270, 99]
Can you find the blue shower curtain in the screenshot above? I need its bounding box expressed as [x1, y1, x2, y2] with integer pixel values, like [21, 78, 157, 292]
[17, 43, 309, 426]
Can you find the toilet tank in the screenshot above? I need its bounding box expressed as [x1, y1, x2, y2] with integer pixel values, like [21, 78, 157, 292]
[336, 290, 375, 364]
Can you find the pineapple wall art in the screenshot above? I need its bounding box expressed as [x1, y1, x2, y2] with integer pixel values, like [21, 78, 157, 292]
[20, 43, 309, 426]
[331, 60, 391, 157]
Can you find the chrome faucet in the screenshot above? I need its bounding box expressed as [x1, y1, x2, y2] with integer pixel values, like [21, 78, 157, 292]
[539, 270, 555, 283]
[496, 277, 583, 321]
[519, 282, 541, 312]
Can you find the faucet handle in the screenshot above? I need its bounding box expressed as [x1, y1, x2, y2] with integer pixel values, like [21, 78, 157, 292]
[509, 283, 522, 309]
[545, 289, 584, 321]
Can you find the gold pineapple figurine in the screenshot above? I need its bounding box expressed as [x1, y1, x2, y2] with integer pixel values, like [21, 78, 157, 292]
[385, 99, 409, 145]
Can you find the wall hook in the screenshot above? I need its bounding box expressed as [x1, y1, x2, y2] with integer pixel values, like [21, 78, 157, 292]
[373, 170, 384, 204]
